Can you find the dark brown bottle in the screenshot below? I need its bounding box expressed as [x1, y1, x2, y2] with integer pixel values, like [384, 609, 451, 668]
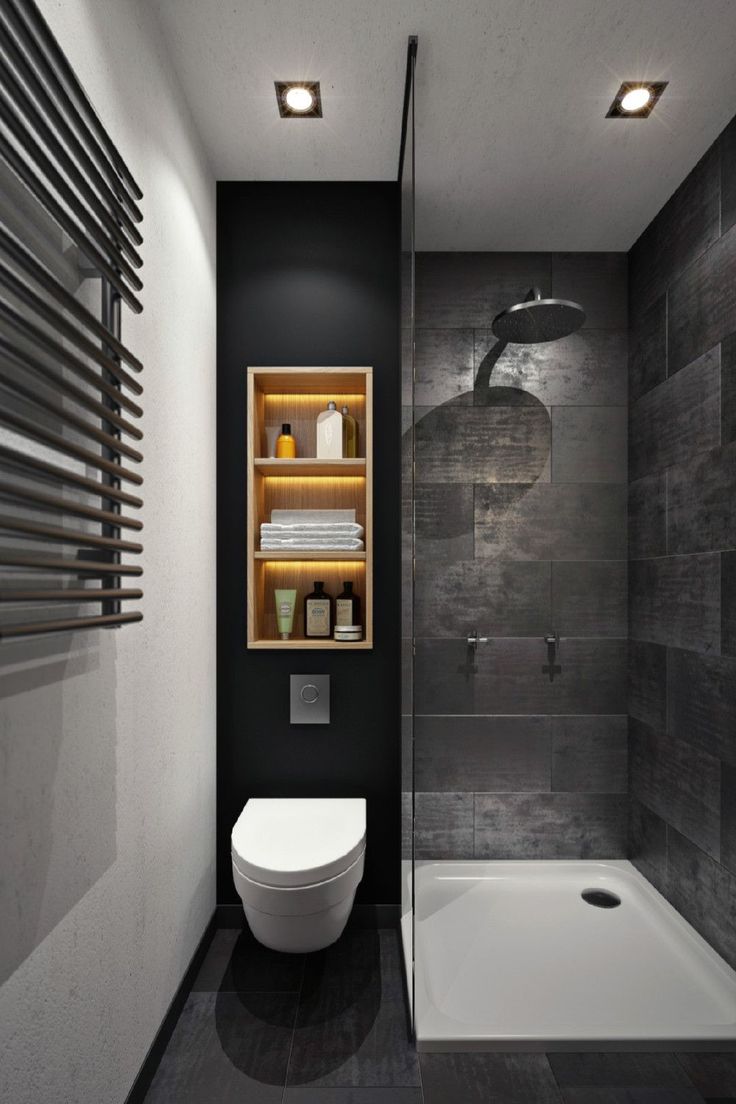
[304, 581, 333, 638]
[335, 581, 360, 627]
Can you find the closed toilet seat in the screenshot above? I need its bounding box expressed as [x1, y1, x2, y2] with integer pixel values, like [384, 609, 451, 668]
[231, 797, 366, 953]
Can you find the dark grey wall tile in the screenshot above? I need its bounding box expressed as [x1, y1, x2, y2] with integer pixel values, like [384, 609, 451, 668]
[628, 293, 666, 403]
[551, 407, 627, 484]
[415, 638, 627, 716]
[414, 329, 474, 408]
[668, 442, 736, 555]
[667, 648, 736, 766]
[415, 483, 474, 561]
[628, 474, 666, 559]
[629, 797, 669, 896]
[552, 561, 627, 637]
[420, 1053, 562, 1104]
[414, 715, 551, 792]
[414, 792, 473, 859]
[474, 792, 627, 859]
[629, 143, 720, 318]
[723, 333, 736, 445]
[669, 224, 736, 374]
[629, 347, 720, 479]
[723, 551, 736, 657]
[628, 640, 667, 730]
[722, 115, 736, 236]
[668, 827, 736, 971]
[551, 715, 627, 793]
[721, 762, 736, 876]
[415, 252, 551, 328]
[474, 330, 627, 408]
[629, 554, 721, 654]
[415, 404, 550, 484]
[475, 483, 627, 561]
[551, 253, 628, 330]
[629, 717, 721, 860]
[415, 559, 550, 638]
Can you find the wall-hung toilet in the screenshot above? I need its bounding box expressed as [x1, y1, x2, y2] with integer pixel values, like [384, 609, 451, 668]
[231, 797, 366, 953]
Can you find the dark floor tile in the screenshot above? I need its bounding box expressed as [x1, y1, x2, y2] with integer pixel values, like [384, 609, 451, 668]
[667, 648, 736, 766]
[556, 1091, 702, 1103]
[668, 443, 736, 555]
[629, 293, 667, 403]
[415, 558, 550, 637]
[551, 252, 628, 330]
[669, 224, 736, 374]
[415, 403, 550, 484]
[414, 714, 551, 792]
[677, 1053, 736, 1099]
[552, 407, 627, 484]
[415, 483, 474, 561]
[301, 930, 404, 1005]
[420, 1051, 562, 1104]
[629, 554, 721, 655]
[722, 552, 736, 658]
[192, 927, 305, 993]
[629, 474, 667, 559]
[721, 762, 736, 876]
[552, 560, 627, 637]
[722, 114, 736, 236]
[284, 1090, 423, 1103]
[474, 791, 627, 859]
[414, 792, 474, 859]
[551, 715, 627, 793]
[415, 252, 551, 328]
[628, 641, 667, 730]
[144, 991, 296, 1103]
[629, 797, 669, 896]
[629, 142, 720, 318]
[475, 483, 627, 561]
[629, 717, 721, 861]
[474, 329, 628, 408]
[414, 328, 474, 408]
[723, 334, 736, 446]
[549, 1051, 700, 1092]
[629, 348, 720, 480]
[668, 828, 736, 971]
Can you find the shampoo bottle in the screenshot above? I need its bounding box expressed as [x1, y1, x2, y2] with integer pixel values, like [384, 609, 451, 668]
[316, 401, 343, 458]
[341, 405, 357, 457]
[276, 423, 296, 459]
[304, 581, 333, 638]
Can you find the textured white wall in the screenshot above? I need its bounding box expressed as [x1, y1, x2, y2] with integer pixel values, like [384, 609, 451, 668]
[0, 2, 216, 1101]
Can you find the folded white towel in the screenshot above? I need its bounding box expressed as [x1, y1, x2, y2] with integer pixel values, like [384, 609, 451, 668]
[261, 537, 365, 551]
[261, 522, 364, 537]
[271, 509, 356, 525]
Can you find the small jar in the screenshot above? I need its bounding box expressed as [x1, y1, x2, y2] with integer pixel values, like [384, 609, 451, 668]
[334, 625, 362, 642]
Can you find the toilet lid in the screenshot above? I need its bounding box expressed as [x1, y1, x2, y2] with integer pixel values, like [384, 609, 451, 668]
[231, 797, 366, 888]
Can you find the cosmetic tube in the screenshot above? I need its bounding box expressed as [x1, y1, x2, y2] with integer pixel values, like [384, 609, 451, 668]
[275, 589, 297, 640]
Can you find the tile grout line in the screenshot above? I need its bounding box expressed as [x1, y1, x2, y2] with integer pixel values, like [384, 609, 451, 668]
[281, 954, 307, 1101]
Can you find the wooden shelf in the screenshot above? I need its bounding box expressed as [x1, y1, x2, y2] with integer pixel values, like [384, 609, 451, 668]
[254, 458, 366, 477]
[246, 366, 373, 650]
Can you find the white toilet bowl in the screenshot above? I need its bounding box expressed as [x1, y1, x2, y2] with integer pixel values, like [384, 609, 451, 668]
[231, 797, 366, 953]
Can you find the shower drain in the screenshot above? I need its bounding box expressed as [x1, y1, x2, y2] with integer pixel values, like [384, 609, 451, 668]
[581, 888, 621, 908]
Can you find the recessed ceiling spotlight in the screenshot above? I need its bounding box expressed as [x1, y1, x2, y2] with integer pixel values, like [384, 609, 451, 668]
[275, 81, 322, 118]
[606, 81, 667, 119]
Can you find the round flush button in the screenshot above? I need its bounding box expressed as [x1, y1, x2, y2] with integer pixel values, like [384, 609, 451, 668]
[300, 684, 319, 704]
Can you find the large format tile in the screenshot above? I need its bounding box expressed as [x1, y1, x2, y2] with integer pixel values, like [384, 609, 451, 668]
[629, 554, 721, 654]
[668, 828, 736, 971]
[144, 991, 296, 1104]
[628, 141, 720, 318]
[550, 715, 627, 793]
[723, 332, 736, 446]
[414, 715, 551, 792]
[415, 403, 550, 484]
[414, 558, 550, 638]
[420, 1052, 562, 1104]
[551, 407, 627, 484]
[474, 329, 628, 408]
[629, 797, 669, 897]
[723, 551, 736, 657]
[414, 328, 474, 408]
[629, 718, 721, 861]
[629, 347, 720, 480]
[628, 473, 666, 560]
[628, 640, 667, 731]
[667, 648, 736, 766]
[721, 762, 736, 876]
[551, 252, 628, 330]
[475, 483, 627, 561]
[628, 293, 666, 403]
[676, 1051, 736, 1098]
[548, 1052, 702, 1104]
[668, 442, 736, 555]
[474, 792, 627, 859]
[551, 560, 627, 637]
[415, 483, 474, 561]
[669, 223, 736, 374]
[415, 252, 551, 328]
[414, 792, 474, 859]
[192, 927, 304, 993]
[414, 638, 627, 716]
[722, 114, 736, 236]
[285, 1091, 423, 1103]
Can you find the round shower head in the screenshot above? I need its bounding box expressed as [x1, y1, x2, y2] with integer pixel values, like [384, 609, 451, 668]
[491, 288, 585, 344]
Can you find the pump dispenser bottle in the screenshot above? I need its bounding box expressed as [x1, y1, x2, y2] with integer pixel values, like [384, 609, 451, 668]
[316, 401, 343, 458]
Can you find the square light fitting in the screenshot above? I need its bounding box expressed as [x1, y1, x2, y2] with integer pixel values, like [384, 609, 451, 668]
[275, 81, 322, 118]
[606, 81, 668, 118]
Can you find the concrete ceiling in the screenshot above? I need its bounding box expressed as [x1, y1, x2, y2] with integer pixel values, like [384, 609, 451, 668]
[153, 0, 736, 250]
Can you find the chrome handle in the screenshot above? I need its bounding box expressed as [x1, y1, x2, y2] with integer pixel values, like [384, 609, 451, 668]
[544, 630, 560, 654]
[467, 628, 489, 649]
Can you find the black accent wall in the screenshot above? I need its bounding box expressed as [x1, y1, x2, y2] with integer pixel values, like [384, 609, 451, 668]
[628, 113, 736, 968]
[217, 182, 401, 905]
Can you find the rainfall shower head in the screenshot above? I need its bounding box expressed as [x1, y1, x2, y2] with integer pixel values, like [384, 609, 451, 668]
[491, 287, 585, 344]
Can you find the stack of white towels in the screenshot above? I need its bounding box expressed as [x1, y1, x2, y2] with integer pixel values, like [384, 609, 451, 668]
[260, 509, 364, 552]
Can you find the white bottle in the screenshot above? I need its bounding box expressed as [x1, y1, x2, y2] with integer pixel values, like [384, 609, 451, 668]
[316, 400, 343, 458]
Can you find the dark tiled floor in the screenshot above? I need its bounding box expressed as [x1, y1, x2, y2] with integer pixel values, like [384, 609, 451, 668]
[145, 924, 736, 1103]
